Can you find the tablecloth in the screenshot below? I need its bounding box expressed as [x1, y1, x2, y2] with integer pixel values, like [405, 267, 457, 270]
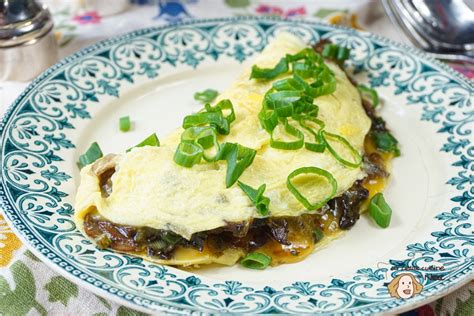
[0, 1, 472, 315]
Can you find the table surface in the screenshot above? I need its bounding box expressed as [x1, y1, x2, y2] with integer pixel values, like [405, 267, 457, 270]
[0, 1, 472, 315]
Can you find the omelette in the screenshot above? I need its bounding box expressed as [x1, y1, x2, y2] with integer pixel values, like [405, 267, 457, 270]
[75, 33, 398, 268]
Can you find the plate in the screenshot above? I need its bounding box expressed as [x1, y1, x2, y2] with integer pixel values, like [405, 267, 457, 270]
[1, 17, 472, 314]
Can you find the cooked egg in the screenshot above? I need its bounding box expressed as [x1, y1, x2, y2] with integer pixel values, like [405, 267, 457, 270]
[75, 32, 371, 242]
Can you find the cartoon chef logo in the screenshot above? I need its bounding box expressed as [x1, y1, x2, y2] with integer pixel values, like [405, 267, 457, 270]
[387, 273, 424, 299]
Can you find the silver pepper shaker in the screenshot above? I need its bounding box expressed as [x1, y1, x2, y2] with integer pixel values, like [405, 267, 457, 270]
[0, 0, 58, 81]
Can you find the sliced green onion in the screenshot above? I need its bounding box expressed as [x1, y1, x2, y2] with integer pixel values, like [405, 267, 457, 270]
[293, 74, 318, 97]
[286, 48, 318, 62]
[193, 128, 216, 150]
[369, 193, 392, 228]
[267, 90, 302, 106]
[358, 84, 380, 108]
[322, 44, 338, 59]
[250, 57, 289, 80]
[183, 112, 230, 135]
[173, 142, 203, 168]
[194, 89, 218, 104]
[300, 122, 326, 153]
[313, 228, 324, 243]
[180, 126, 220, 161]
[299, 117, 326, 153]
[287, 167, 337, 211]
[127, 133, 160, 152]
[322, 44, 351, 62]
[265, 88, 310, 117]
[311, 67, 336, 97]
[181, 126, 213, 148]
[197, 128, 220, 162]
[270, 119, 304, 150]
[119, 116, 131, 132]
[371, 131, 400, 156]
[78, 142, 103, 169]
[237, 181, 270, 216]
[336, 46, 351, 61]
[258, 107, 278, 132]
[215, 99, 236, 124]
[293, 62, 315, 79]
[204, 99, 236, 124]
[273, 77, 305, 92]
[240, 252, 272, 270]
[217, 143, 256, 188]
[322, 131, 362, 168]
[293, 99, 318, 115]
[305, 137, 326, 152]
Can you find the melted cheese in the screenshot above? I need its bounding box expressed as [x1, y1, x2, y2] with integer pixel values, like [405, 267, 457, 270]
[75, 32, 371, 241]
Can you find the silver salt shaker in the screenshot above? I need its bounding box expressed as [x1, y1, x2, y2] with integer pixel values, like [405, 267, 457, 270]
[0, 0, 58, 81]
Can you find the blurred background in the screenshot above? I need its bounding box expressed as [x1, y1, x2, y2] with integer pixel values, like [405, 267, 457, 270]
[1, 0, 472, 109]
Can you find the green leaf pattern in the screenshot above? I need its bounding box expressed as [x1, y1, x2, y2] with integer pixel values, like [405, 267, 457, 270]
[0, 261, 47, 316]
[44, 276, 79, 306]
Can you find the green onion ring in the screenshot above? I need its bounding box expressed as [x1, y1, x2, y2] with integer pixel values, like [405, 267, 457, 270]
[270, 119, 304, 150]
[357, 84, 380, 108]
[287, 166, 338, 211]
[119, 116, 131, 132]
[194, 89, 218, 104]
[240, 252, 272, 270]
[78, 142, 103, 169]
[216, 143, 257, 188]
[321, 131, 362, 168]
[250, 57, 289, 80]
[173, 142, 203, 168]
[196, 128, 220, 162]
[237, 181, 270, 216]
[369, 193, 393, 228]
[127, 133, 160, 152]
[298, 117, 326, 153]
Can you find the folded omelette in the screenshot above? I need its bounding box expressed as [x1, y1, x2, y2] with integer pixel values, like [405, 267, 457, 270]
[75, 33, 395, 267]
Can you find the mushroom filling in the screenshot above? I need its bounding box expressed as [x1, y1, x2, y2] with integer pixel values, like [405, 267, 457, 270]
[83, 177, 376, 260]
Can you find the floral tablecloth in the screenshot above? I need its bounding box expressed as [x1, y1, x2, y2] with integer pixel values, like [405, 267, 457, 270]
[0, 1, 472, 315]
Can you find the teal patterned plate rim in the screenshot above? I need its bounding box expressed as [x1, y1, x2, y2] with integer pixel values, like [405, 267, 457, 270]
[0, 17, 473, 314]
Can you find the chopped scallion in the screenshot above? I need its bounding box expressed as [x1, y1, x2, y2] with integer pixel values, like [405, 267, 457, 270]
[183, 99, 235, 135]
[238, 181, 270, 216]
[270, 119, 304, 150]
[322, 43, 351, 62]
[371, 131, 400, 157]
[369, 193, 392, 228]
[194, 89, 218, 103]
[173, 142, 203, 168]
[322, 131, 362, 168]
[298, 117, 326, 153]
[78, 142, 103, 169]
[183, 111, 230, 135]
[287, 167, 337, 211]
[127, 133, 160, 152]
[358, 84, 380, 108]
[336, 46, 351, 61]
[322, 44, 338, 59]
[258, 107, 279, 132]
[250, 58, 289, 80]
[240, 252, 272, 270]
[216, 143, 256, 188]
[119, 116, 131, 132]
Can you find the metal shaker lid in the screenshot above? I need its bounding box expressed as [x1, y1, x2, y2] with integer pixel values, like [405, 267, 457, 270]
[0, 0, 54, 48]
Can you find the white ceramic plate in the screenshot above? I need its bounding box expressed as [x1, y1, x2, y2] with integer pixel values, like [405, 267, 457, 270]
[1, 18, 473, 314]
